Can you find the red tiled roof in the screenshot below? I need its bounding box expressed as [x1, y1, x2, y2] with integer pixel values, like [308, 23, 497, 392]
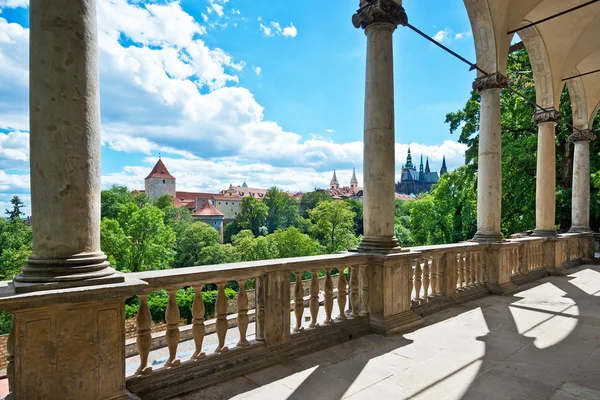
[212, 195, 243, 202]
[175, 191, 214, 201]
[192, 201, 224, 217]
[145, 159, 175, 180]
[395, 193, 416, 201]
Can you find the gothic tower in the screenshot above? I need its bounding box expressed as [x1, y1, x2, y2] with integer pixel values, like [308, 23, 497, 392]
[419, 154, 425, 181]
[145, 158, 176, 200]
[440, 155, 448, 176]
[350, 168, 359, 188]
[405, 146, 414, 169]
[425, 157, 431, 173]
[330, 170, 339, 190]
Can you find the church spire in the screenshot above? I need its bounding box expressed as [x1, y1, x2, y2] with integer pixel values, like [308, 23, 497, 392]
[405, 146, 414, 169]
[425, 157, 431, 173]
[440, 155, 448, 176]
[419, 154, 424, 173]
[350, 168, 358, 188]
[330, 170, 339, 189]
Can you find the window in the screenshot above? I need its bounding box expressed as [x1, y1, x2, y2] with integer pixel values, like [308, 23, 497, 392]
[163, 180, 165, 184]
[226, 202, 228, 205]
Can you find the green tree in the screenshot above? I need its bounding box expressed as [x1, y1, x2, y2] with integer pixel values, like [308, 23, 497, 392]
[0, 217, 32, 280]
[343, 198, 364, 236]
[5, 195, 25, 220]
[175, 222, 221, 267]
[237, 196, 269, 236]
[101, 186, 134, 220]
[299, 191, 331, 218]
[198, 244, 241, 265]
[223, 220, 242, 243]
[309, 201, 358, 253]
[101, 205, 176, 272]
[264, 187, 299, 232]
[271, 227, 320, 258]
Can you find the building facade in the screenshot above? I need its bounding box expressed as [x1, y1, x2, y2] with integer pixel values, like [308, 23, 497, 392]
[395, 148, 447, 195]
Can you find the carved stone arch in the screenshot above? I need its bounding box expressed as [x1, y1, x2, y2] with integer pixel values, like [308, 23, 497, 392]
[565, 71, 589, 130]
[518, 22, 554, 110]
[463, 0, 502, 75]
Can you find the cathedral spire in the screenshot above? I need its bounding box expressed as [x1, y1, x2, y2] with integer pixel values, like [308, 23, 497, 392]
[350, 168, 359, 188]
[405, 146, 414, 169]
[425, 157, 431, 173]
[330, 170, 339, 189]
[419, 154, 424, 173]
[440, 155, 448, 176]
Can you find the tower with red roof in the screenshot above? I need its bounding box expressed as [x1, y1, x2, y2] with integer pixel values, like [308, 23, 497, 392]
[145, 158, 176, 201]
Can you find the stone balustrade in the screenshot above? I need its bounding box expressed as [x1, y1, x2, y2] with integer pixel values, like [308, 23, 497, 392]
[0, 233, 593, 400]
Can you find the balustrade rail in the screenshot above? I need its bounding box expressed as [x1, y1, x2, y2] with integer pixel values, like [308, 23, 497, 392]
[119, 234, 592, 399]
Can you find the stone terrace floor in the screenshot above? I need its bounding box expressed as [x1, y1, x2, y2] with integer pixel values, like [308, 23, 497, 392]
[171, 264, 600, 400]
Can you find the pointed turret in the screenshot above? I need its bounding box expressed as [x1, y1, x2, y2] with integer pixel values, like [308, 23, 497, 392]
[145, 158, 176, 200]
[419, 154, 425, 181]
[425, 157, 431, 173]
[405, 146, 414, 169]
[350, 168, 359, 188]
[440, 155, 448, 176]
[242, 180, 248, 188]
[330, 170, 339, 190]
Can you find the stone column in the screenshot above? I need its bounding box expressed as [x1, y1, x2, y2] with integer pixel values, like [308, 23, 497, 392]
[353, 0, 407, 253]
[569, 129, 596, 233]
[533, 110, 561, 237]
[472, 74, 508, 242]
[13, 0, 121, 291]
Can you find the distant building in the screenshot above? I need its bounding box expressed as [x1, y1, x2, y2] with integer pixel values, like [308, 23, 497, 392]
[323, 169, 363, 200]
[192, 201, 224, 242]
[395, 148, 447, 196]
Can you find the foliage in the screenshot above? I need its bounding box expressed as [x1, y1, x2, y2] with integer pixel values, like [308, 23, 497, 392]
[5, 195, 25, 220]
[0, 218, 32, 280]
[101, 205, 176, 272]
[309, 201, 359, 253]
[264, 187, 298, 232]
[270, 227, 320, 258]
[101, 186, 135, 220]
[232, 230, 278, 261]
[0, 312, 11, 335]
[343, 198, 364, 236]
[223, 220, 242, 243]
[299, 191, 332, 218]
[174, 222, 221, 267]
[198, 244, 241, 265]
[237, 196, 269, 236]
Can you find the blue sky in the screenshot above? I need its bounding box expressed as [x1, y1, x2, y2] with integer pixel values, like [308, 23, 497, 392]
[0, 0, 476, 213]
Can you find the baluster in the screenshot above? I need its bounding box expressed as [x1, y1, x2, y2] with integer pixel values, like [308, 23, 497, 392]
[429, 256, 438, 297]
[237, 280, 249, 347]
[309, 271, 320, 327]
[409, 260, 415, 302]
[192, 285, 206, 359]
[6, 317, 13, 395]
[469, 252, 476, 286]
[435, 256, 444, 295]
[423, 257, 431, 298]
[414, 259, 423, 302]
[255, 276, 265, 342]
[293, 272, 304, 332]
[349, 265, 359, 317]
[458, 253, 465, 290]
[464, 252, 471, 286]
[337, 267, 348, 320]
[165, 289, 181, 367]
[359, 264, 369, 316]
[136, 295, 153, 374]
[324, 269, 334, 324]
[471, 252, 479, 285]
[215, 282, 229, 353]
[478, 251, 486, 285]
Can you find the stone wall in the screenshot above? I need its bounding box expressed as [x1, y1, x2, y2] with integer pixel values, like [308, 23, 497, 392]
[0, 334, 7, 371]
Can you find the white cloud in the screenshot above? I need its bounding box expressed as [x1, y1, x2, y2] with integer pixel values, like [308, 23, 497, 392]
[259, 23, 273, 37]
[282, 23, 298, 38]
[0, 0, 27, 7]
[0, 0, 467, 208]
[433, 28, 471, 44]
[261, 20, 297, 38]
[325, 129, 336, 133]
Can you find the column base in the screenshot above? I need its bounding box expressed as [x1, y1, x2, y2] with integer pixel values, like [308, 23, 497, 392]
[12, 251, 123, 293]
[369, 310, 423, 336]
[532, 229, 558, 237]
[357, 236, 404, 254]
[472, 231, 503, 243]
[569, 226, 593, 233]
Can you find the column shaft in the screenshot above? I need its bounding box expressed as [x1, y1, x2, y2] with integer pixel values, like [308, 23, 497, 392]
[533, 111, 560, 237]
[353, 0, 407, 253]
[569, 130, 596, 232]
[472, 74, 507, 242]
[14, 0, 118, 290]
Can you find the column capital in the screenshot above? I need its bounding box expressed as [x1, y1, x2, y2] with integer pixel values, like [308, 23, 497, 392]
[533, 109, 561, 124]
[472, 73, 508, 92]
[568, 129, 597, 143]
[352, 0, 408, 30]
